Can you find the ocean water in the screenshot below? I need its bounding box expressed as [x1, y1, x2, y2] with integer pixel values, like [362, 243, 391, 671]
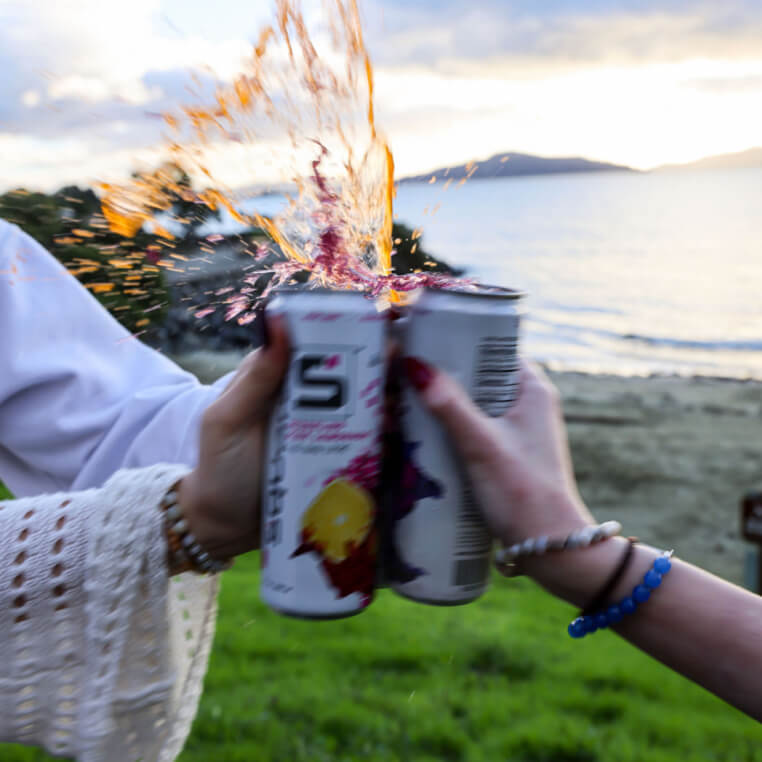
[393, 168, 762, 380]
[233, 168, 761, 379]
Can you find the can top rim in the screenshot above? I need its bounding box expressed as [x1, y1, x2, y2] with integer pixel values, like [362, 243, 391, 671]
[270, 285, 371, 297]
[424, 283, 525, 300]
[269, 283, 526, 300]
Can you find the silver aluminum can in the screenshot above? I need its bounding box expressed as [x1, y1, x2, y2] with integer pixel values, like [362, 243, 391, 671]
[390, 285, 523, 605]
[260, 289, 387, 618]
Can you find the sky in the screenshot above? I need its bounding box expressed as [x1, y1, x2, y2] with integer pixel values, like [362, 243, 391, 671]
[2, 0, 762, 191]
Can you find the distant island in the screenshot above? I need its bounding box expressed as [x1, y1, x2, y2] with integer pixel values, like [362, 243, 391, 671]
[236, 146, 762, 197]
[654, 146, 762, 172]
[399, 151, 637, 184]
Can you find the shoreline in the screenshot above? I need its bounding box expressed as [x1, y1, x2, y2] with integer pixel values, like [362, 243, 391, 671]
[171, 347, 762, 386]
[546, 367, 762, 384]
[173, 350, 762, 585]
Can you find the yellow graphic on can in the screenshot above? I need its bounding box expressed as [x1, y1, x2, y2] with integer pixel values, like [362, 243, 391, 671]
[299, 478, 373, 562]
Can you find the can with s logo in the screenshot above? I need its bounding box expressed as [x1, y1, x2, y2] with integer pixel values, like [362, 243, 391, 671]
[261, 288, 387, 618]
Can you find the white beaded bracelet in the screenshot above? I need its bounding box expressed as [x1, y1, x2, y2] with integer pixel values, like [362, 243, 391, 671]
[160, 489, 233, 575]
[494, 521, 622, 577]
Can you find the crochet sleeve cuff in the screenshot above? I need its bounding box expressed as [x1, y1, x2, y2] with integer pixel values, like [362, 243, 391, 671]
[0, 464, 219, 762]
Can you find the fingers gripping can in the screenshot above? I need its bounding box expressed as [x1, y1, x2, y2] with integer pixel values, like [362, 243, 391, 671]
[390, 285, 523, 605]
[261, 289, 387, 618]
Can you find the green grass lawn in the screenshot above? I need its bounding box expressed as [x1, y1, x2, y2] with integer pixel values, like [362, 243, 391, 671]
[0, 481, 11, 500]
[5, 553, 760, 762]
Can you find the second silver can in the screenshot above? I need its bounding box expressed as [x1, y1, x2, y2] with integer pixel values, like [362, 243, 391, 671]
[390, 285, 524, 605]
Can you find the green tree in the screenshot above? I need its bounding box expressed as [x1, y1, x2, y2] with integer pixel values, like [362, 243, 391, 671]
[54, 185, 101, 220]
[390, 222, 462, 276]
[0, 188, 170, 336]
[166, 166, 221, 245]
[128, 164, 222, 248]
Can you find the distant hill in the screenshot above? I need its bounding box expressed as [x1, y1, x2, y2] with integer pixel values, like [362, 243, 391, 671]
[399, 152, 636, 184]
[655, 147, 762, 172]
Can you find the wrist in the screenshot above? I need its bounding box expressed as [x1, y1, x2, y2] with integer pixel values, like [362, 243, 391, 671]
[177, 472, 259, 560]
[162, 476, 236, 572]
[496, 491, 592, 550]
[523, 536, 661, 608]
[175, 475, 223, 557]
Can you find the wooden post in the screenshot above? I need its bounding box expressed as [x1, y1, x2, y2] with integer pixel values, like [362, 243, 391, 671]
[741, 491, 762, 594]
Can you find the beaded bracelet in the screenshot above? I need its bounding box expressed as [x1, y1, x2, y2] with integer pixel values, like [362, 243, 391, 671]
[568, 551, 673, 638]
[160, 489, 233, 575]
[494, 521, 622, 577]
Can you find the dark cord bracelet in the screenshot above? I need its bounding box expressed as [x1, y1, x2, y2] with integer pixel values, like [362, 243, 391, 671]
[581, 537, 638, 616]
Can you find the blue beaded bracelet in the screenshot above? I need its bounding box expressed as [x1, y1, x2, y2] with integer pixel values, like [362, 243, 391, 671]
[568, 551, 673, 638]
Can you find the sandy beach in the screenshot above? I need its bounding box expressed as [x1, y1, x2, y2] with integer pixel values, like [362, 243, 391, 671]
[553, 371, 761, 585]
[176, 350, 762, 585]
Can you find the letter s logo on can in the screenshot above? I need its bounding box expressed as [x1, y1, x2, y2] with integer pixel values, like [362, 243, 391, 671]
[296, 355, 346, 409]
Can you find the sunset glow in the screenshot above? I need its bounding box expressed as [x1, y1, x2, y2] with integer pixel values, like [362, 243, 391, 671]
[2, 0, 762, 191]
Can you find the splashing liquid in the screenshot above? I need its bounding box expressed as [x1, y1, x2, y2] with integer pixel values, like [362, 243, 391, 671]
[101, 0, 458, 321]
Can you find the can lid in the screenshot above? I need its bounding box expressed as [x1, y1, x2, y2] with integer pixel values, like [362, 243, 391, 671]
[424, 283, 525, 300]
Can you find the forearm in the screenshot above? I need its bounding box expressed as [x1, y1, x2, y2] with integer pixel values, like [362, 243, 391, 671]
[407, 357, 761, 719]
[0, 220, 230, 497]
[525, 536, 762, 720]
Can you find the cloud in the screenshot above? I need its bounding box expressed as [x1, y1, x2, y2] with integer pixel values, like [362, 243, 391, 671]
[0, 68, 221, 146]
[686, 74, 762, 94]
[2, 0, 762, 190]
[0, 0, 255, 188]
[0, 1, 248, 138]
[362, 0, 762, 72]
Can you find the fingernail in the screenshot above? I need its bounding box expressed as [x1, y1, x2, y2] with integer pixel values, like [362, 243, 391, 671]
[403, 357, 434, 391]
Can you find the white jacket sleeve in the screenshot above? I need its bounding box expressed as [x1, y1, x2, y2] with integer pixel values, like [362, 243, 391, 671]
[0, 464, 218, 762]
[0, 220, 231, 497]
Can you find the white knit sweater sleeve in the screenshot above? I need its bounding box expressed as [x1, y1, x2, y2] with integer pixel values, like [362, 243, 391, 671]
[0, 464, 219, 762]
